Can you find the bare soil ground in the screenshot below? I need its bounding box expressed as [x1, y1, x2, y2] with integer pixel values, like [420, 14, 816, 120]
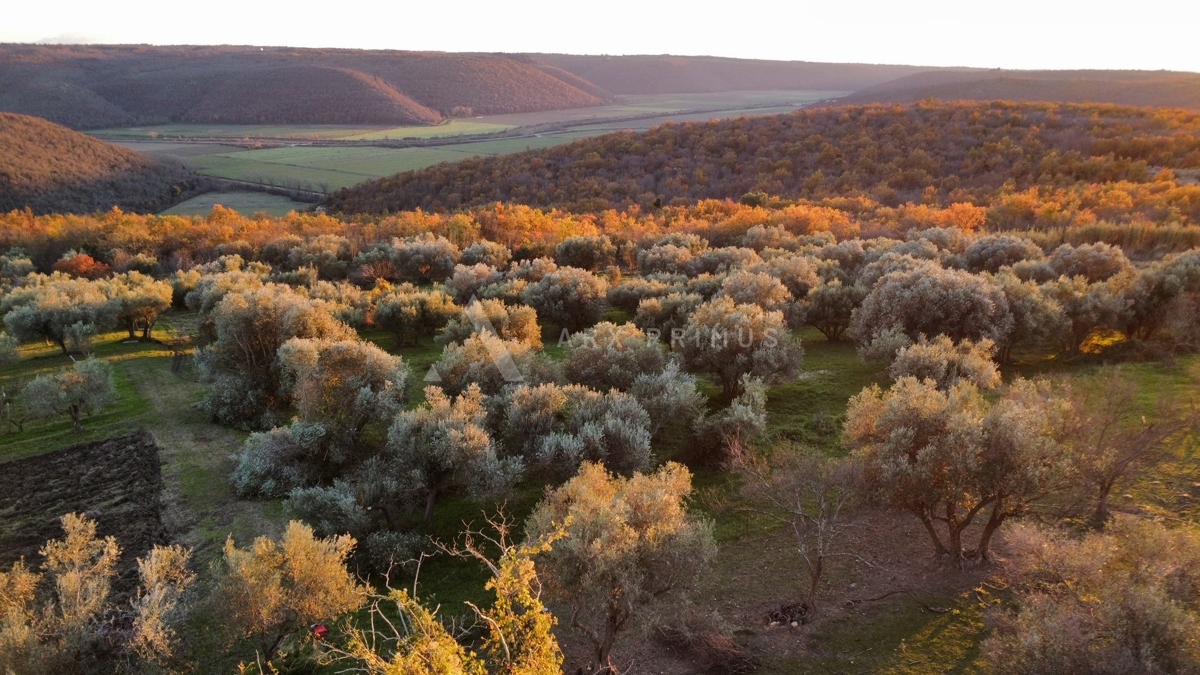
[555, 509, 997, 675]
[0, 432, 165, 594]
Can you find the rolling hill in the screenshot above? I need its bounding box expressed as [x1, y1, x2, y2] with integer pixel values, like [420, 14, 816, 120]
[840, 70, 1200, 109]
[0, 45, 612, 129]
[0, 112, 200, 214]
[533, 54, 939, 94]
[324, 100, 1200, 215]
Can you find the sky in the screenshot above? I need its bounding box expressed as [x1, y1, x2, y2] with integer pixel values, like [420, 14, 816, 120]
[4, 0, 1199, 73]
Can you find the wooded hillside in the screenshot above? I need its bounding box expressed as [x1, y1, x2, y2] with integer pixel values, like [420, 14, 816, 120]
[0, 112, 199, 214]
[325, 100, 1200, 216]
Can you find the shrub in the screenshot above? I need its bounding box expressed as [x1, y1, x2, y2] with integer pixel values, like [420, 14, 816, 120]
[437, 298, 542, 348]
[554, 234, 616, 271]
[889, 335, 1001, 390]
[524, 462, 715, 674]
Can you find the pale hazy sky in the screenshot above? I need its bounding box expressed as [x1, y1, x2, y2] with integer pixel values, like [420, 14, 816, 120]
[4, 0, 1198, 72]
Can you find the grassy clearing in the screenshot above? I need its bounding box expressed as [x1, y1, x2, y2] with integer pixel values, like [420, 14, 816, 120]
[345, 119, 516, 141]
[161, 191, 311, 217]
[91, 124, 391, 140]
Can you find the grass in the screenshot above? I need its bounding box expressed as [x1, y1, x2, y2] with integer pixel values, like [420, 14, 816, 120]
[161, 191, 312, 217]
[765, 328, 885, 455]
[99, 90, 846, 192]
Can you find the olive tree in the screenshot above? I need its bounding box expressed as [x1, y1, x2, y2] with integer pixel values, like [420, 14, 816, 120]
[563, 322, 667, 391]
[716, 270, 803, 327]
[503, 383, 653, 479]
[432, 332, 537, 397]
[851, 266, 1013, 348]
[805, 279, 866, 341]
[990, 270, 1068, 362]
[445, 263, 503, 303]
[633, 292, 703, 341]
[20, 357, 115, 432]
[983, 519, 1200, 675]
[459, 240, 513, 268]
[0, 331, 18, 366]
[105, 272, 173, 340]
[388, 234, 460, 284]
[677, 296, 802, 397]
[1040, 276, 1125, 355]
[889, 335, 1001, 390]
[1047, 242, 1133, 282]
[277, 337, 409, 452]
[524, 462, 715, 675]
[694, 375, 769, 463]
[2, 275, 115, 355]
[1118, 249, 1200, 341]
[437, 298, 542, 348]
[963, 235, 1045, 273]
[555, 235, 617, 271]
[628, 360, 706, 439]
[195, 285, 356, 429]
[372, 286, 459, 348]
[844, 377, 1068, 564]
[521, 266, 608, 332]
[387, 384, 522, 521]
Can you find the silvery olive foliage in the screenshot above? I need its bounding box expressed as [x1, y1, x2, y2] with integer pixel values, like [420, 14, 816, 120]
[851, 266, 1014, 348]
[677, 296, 802, 397]
[563, 321, 667, 392]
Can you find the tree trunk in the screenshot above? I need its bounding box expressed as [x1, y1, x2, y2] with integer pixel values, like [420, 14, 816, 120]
[1093, 479, 1115, 525]
[806, 555, 824, 608]
[974, 503, 1007, 562]
[423, 487, 438, 523]
[916, 511, 950, 558]
[70, 406, 83, 432]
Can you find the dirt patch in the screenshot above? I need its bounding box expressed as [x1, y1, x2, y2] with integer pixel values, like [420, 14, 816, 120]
[554, 508, 998, 674]
[0, 431, 166, 594]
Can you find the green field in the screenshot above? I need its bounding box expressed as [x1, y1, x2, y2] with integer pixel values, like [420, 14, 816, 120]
[90, 91, 843, 142]
[93, 90, 846, 193]
[183, 132, 600, 190]
[161, 191, 312, 217]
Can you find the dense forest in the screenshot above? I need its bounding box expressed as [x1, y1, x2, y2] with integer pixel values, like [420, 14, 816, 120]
[841, 69, 1200, 109]
[532, 54, 933, 94]
[326, 101, 1200, 218]
[0, 112, 201, 215]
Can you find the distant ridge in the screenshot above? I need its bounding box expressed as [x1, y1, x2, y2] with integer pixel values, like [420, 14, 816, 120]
[4, 45, 1199, 131]
[840, 69, 1200, 109]
[0, 45, 612, 129]
[533, 54, 943, 94]
[0, 112, 199, 214]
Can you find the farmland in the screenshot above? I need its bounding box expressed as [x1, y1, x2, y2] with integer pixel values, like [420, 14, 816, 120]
[161, 191, 312, 217]
[93, 90, 842, 202]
